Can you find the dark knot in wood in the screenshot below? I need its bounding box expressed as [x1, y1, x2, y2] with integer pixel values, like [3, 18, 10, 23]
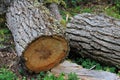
[35, 49, 52, 59]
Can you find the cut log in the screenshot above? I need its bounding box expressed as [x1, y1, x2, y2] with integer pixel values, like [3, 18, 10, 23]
[6, 0, 69, 73]
[22, 35, 68, 73]
[51, 60, 120, 80]
[66, 13, 120, 68]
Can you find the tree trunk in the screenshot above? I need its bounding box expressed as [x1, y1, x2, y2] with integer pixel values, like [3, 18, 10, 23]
[51, 60, 120, 80]
[47, 3, 62, 21]
[66, 13, 120, 68]
[6, 0, 69, 73]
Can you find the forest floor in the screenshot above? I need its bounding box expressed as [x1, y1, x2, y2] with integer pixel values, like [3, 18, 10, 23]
[0, 1, 120, 79]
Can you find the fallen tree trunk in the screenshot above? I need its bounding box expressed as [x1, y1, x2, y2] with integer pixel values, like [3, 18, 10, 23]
[51, 60, 120, 80]
[6, 0, 69, 73]
[66, 13, 120, 68]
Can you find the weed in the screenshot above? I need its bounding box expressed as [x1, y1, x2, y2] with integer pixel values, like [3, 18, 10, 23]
[115, 0, 120, 14]
[81, 8, 92, 13]
[0, 68, 17, 80]
[70, 56, 117, 73]
[105, 6, 120, 19]
[22, 76, 27, 80]
[37, 71, 46, 80]
[36, 72, 79, 80]
[43, 72, 58, 80]
[0, 14, 6, 28]
[68, 72, 79, 80]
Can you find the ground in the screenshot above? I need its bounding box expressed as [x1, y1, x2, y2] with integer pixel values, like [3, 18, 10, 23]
[0, 1, 120, 79]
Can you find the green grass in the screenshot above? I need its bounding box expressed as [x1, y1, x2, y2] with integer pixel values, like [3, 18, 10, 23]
[60, 6, 93, 17]
[0, 68, 17, 80]
[68, 72, 79, 80]
[68, 52, 118, 75]
[80, 7, 93, 13]
[0, 14, 11, 48]
[0, 68, 80, 80]
[43, 72, 79, 80]
[80, 58, 116, 73]
[60, 4, 120, 22]
[0, 28, 10, 41]
[0, 28, 11, 49]
[43, 73, 64, 80]
[105, 6, 120, 19]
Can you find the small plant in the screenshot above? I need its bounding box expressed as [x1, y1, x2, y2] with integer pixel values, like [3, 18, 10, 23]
[37, 71, 46, 80]
[0, 28, 11, 44]
[43, 72, 79, 80]
[81, 8, 92, 13]
[69, 54, 117, 73]
[0, 68, 17, 80]
[44, 0, 66, 7]
[64, 0, 88, 7]
[68, 72, 79, 80]
[22, 76, 27, 80]
[117, 71, 120, 76]
[105, 6, 120, 19]
[0, 29, 10, 40]
[0, 14, 6, 27]
[75, 56, 117, 73]
[115, 0, 120, 14]
[57, 73, 65, 80]
[43, 73, 57, 80]
[43, 72, 65, 80]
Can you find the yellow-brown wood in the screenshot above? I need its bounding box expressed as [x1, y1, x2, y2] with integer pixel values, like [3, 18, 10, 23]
[22, 35, 69, 73]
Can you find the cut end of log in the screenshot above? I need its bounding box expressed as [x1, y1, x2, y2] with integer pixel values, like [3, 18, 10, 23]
[22, 35, 69, 73]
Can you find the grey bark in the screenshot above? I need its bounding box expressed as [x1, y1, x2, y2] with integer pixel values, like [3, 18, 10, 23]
[1, 0, 62, 21]
[6, 0, 65, 56]
[51, 60, 120, 80]
[0, 0, 13, 14]
[48, 3, 62, 21]
[66, 13, 120, 68]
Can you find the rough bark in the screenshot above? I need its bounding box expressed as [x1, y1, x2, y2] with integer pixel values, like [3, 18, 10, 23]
[51, 60, 120, 80]
[0, 0, 13, 14]
[6, 0, 69, 73]
[66, 13, 120, 68]
[48, 3, 62, 21]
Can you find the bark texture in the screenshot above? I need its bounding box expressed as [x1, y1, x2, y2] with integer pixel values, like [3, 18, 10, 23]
[0, 0, 13, 14]
[6, 0, 66, 56]
[51, 60, 120, 80]
[66, 13, 120, 68]
[48, 3, 62, 21]
[6, 0, 69, 73]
